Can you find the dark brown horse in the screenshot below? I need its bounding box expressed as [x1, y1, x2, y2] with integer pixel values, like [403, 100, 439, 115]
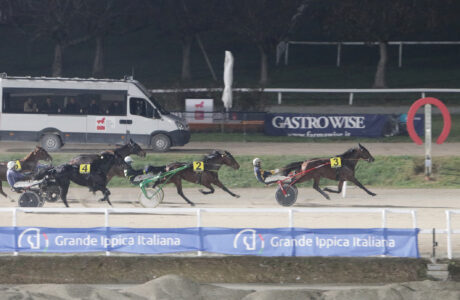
[282, 144, 376, 200]
[0, 146, 52, 200]
[36, 152, 124, 207]
[161, 150, 240, 206]
[68, 139, 146, 182]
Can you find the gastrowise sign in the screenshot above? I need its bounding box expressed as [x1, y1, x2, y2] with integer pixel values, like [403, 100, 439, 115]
[264, 113, 423, 138]
[0, 227, 419, 258]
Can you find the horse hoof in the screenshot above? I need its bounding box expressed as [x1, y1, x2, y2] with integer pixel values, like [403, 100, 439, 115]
[234, 194, 240, 198]
[370, 193, 377, 197]
[190, 203, 196, 207]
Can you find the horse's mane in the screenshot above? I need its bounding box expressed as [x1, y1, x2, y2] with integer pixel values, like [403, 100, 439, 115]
[23, 147, 38, 161]
[339, 147, 359, 158]
[203, 150, 222, 162]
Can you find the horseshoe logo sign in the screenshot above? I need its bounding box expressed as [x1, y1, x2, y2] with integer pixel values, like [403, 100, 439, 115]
[407, 97, 451, 145]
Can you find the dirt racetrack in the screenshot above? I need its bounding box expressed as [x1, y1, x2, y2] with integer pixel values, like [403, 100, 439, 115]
[1, 186, 459, 258]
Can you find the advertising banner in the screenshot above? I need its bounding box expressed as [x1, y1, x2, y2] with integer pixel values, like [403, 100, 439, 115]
[264, 113, 424, 138]
[185, 99, 213, 123]
[0, 227, 419, 258]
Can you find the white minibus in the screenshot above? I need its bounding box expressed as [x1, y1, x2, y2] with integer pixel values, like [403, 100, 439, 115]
[0, 74, 190, 151]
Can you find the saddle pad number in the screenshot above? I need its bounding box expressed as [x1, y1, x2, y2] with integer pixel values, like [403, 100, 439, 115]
[330, 157, 342, 168]
[193, 161, 204, 172]
[79, 164, 91, 174]
[15, 160, 22, 170]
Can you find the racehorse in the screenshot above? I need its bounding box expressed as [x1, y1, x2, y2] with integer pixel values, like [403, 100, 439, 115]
[160, 150, 240, 206]
[36, 152, 125, 207]
[68, 139, 146, 182]
[0, 146, 52, 200]
[282, 143, 376, 200]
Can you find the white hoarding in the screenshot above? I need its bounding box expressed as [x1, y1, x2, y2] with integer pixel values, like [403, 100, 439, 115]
[185, 99, 213, 123]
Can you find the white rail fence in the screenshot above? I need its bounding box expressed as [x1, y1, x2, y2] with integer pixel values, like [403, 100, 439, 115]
[278, 41, 460, 67]
[1, 207, 459, 259]
[150, 87, 460, 105]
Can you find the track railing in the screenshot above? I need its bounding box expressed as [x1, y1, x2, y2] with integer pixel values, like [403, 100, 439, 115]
[150, 87, 460, 105]
[446, 210, 460, 259]
[0, 207, 458, 258]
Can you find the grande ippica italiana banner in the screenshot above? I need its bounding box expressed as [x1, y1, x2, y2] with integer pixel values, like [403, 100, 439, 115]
[0, 227, 419, 258]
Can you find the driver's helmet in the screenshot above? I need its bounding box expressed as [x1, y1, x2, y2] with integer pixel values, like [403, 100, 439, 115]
[124, 156, 133, 165]
[7, 161, 16, 170]
[253, 158, 261, 167]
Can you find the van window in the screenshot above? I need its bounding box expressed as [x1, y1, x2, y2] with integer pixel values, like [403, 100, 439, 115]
[130, 98, 154, 118]
[2, 88, 126, 116]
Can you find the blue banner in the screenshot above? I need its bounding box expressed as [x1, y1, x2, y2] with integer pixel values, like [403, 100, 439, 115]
[264, 113, 424, 138]
[0, 227, 419, 258]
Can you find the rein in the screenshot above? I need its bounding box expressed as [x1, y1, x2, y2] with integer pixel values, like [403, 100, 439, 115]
[283, 162, 331, 186]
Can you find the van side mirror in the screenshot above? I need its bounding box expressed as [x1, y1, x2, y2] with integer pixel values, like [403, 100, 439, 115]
[153, 109, 161, 119]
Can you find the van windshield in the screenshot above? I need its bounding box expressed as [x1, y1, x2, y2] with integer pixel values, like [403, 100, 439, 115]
[149, 96, 169, 115]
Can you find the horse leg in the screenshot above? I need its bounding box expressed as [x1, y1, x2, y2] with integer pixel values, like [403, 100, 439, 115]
[173, 180, 195, 206]
[349, 177, 376, 196]
[323, 180, 344, 194]
[199, 182, 215, 195]
[313, 177, 330, 200]
[212, 179, 240, 198]
[0, 181, 13, 202]
[59, 181, 70, 208]
[99, 188, 112, 206]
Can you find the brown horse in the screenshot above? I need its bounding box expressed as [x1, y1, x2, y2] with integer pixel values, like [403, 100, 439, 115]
[161, 150, 240, 206]
[0, 146, 52, 199]
[282, 144, 376, 200]
[68, 139, 146, 183]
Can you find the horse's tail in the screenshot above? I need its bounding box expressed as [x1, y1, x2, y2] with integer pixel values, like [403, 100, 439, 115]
[33, 165, 54, 180]
[146, 165, 167, 174]
[281, 161, 304, 176]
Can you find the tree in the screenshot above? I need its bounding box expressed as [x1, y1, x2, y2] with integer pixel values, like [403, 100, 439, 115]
[224, 0, 308, 85]
[318, 0, 423, 88]
[150, 0, 222, 82]
[7, 0, 95, 76]
[78, 0, 151, 77]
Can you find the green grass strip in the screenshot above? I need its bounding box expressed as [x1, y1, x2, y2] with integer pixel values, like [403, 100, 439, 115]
[2, 153, 459, 189]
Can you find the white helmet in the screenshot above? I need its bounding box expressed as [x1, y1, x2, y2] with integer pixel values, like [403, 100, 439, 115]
[7, 161, 16, 170]
[253, 158, 261, 166]
[124, 156, 133, 164]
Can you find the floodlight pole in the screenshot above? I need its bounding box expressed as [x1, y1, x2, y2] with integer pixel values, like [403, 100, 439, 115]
[425, 103, 432, 178]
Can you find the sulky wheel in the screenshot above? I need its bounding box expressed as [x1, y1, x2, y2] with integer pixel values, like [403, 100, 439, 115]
[139, 187, 164, 208]
[275, 184, 298, 207]
[41, 184, 61, 202]
[18, 191, 44, 207]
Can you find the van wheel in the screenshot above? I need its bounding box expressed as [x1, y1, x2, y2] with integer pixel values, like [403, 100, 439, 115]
[41, 134, 62, 152]
[150, 134, 171, 152]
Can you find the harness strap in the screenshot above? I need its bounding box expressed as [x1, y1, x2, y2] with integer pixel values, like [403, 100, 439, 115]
[282, 162, 331, 185]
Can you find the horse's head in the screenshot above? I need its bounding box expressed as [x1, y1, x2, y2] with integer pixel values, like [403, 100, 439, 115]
[33, 146, 52, 162]
[128, 139, 146, 157]
[357, 143, 374, 163]
[219, 150, 240, 170]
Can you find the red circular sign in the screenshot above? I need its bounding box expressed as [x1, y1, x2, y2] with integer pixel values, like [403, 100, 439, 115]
[407, 97, 451, 145]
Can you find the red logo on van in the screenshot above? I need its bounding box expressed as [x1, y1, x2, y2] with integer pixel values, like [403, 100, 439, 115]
[96, 117, 106, 131]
